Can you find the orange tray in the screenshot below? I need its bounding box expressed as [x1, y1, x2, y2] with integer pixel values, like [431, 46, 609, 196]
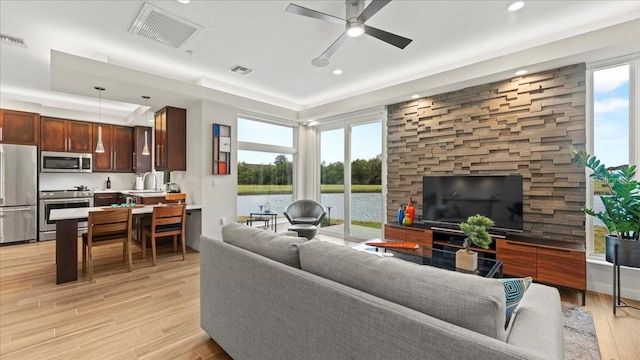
[364, 241, 420, 250]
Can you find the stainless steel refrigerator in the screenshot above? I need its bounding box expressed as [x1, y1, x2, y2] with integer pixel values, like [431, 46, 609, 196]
[0, 144, 37, 243]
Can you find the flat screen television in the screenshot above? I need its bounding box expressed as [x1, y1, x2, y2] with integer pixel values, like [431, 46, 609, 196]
[422, 175, 523, 233]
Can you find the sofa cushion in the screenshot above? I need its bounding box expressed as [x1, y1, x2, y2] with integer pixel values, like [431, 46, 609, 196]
[500, 277, 532, 329]
[298, 240, 507, 341]
[222, 222, 307, 268]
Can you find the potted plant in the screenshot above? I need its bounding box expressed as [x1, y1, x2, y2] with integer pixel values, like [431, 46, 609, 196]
[573, 148, 640, 268]
[456, 214, 495, 271]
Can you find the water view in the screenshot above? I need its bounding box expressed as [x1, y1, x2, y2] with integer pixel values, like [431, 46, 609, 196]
[237, 193, 382, 222]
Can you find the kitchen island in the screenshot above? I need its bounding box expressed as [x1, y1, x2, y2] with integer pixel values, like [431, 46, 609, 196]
[49, 204, 203, 284]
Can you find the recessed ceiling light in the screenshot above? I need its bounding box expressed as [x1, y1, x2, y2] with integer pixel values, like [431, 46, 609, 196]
[515, 69, 528, 76]
[508, 1, 525, 12]
[411, 94, 420, 99]
[333, 69, 343, 75]
[177, 0, 190, 4]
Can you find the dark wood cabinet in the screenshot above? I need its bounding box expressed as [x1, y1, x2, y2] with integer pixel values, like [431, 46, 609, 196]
[496, 240, 537, 278]
[92, 124, 133, 172]
[94, 192, 120, 206]
[133, 126, 152, 174]
[496, 238, 585, 301]
[154, 106, 186, 171]
[384, 224, 586, 300]
[383, 224, 432, 247]
[0, 109, 40, 145]
[40, 117, 92, 152]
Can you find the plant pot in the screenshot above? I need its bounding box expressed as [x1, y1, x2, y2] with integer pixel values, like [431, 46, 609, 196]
[456, 249, 478, 271]
[605, 235, 640, 268]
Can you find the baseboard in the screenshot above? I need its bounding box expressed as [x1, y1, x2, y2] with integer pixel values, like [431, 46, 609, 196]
[587, 259, 640, 301]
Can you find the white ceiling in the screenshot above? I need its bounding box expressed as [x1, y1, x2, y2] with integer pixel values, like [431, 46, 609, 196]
[1, 1, 639, 125]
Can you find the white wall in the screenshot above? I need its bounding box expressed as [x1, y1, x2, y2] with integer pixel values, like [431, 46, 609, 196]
[587, 259, 640, 301]
[40, 172, 135, 192]
[171, 100, 238, 247]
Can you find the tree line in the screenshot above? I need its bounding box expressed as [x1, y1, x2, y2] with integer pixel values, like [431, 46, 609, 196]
[237, 154, 382, 185]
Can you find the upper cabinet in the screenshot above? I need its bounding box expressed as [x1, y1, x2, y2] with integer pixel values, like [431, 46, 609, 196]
[92, 124, 133, 172]
[133, 126, 152, 174]
[154, 106, 186, 171]
[0, 109, 40, 146]
[41, 117, 93, 152]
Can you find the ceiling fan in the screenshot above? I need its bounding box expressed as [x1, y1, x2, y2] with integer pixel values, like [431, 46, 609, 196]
[286, 0, 412, 67]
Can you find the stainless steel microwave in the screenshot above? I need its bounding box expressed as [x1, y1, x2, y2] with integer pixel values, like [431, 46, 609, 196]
[41, 151, 92, 173]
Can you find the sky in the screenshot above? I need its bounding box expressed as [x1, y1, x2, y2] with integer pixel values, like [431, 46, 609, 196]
[593, 64, 629, 168]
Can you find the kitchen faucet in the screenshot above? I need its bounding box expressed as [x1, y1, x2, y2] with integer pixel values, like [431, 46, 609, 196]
[142, 171, 158, 191]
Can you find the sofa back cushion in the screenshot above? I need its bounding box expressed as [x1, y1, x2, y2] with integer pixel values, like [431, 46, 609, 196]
[222, 222, 307, 268]
[298, 240, 507, 341]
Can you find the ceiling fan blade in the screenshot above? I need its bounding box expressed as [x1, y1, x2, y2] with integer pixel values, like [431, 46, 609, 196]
[364, 25, 412, 49]
[286, 3, 346, 25]
[358, 0, 391, 22]
[313, 32, 349, 66]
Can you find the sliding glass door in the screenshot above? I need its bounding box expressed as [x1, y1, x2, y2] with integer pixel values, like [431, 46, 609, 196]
[349, 122, 383, 239]
[318, 119, 383, 240]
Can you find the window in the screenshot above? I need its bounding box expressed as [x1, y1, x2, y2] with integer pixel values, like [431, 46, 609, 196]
[587, 57, 639, 256]
[236, 117, 296, 224]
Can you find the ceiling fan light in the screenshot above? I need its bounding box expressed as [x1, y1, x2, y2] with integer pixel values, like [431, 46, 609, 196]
[346, 20, 364, 37]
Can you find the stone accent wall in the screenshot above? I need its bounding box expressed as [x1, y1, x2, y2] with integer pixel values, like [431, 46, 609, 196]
[387, 64, 586, 243]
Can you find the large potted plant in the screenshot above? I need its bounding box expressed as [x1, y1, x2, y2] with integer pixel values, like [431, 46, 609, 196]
[573, 149, 640, 268]
[456, 214, 495, 271]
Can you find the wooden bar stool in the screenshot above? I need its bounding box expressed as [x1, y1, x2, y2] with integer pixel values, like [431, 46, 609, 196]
[142, 204, 187, 266]
[82, 208, 133, 281]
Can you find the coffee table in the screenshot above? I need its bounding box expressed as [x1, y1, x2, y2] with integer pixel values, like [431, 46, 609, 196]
[353, 240, 503, 278]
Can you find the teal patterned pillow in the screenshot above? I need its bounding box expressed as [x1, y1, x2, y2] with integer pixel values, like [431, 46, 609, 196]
[500, 277, 532, 327]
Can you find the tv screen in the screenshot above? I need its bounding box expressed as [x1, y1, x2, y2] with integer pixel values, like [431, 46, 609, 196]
[422, 175, 523, 232]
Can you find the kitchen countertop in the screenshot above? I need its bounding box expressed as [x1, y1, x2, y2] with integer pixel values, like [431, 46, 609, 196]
[49, 204, 202, 221]
[93, 189, 171, 197]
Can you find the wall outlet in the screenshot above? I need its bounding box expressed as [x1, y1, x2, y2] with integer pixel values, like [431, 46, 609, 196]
[220, 217, 226, 225]
[213, 178, 222, 187]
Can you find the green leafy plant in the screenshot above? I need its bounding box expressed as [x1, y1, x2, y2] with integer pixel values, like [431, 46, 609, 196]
[458, 214, 495, 253]
[572, 148, 640, 241]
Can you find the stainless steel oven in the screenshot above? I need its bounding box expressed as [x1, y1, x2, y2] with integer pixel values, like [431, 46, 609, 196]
[39, 190, 93, 241]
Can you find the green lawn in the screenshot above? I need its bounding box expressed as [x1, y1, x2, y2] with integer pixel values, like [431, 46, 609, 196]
[594, 180, 612, 195]
[593, 225, 607, 254]
[238, 184, 381, 195]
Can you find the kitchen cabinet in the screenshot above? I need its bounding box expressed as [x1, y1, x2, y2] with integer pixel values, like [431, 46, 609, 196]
[40, 117, 93, 152]
[154, 106, 186, 171]
[133, 126, 152, 174]
[92, 124, 133, 172]
[0, 109, 40, 146]
[93, 192, 121, 206]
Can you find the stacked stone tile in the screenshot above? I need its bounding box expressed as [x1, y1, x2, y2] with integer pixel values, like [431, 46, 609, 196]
[387, 64, 586, 243]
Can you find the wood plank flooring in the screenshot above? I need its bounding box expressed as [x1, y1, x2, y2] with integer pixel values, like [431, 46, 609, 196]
[1, 237, 639, 359]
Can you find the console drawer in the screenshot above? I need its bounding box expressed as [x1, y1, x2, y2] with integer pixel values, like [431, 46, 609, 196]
[497, 240, 537, 278]
[536, 247, 585, 289]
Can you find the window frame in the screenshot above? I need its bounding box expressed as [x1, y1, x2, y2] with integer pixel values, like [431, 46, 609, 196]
[585, 55, 640, 257]
[236, 114, 299, 217]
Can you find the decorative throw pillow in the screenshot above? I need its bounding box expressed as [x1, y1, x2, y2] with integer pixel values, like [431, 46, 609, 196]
[500, 276, 532, 328]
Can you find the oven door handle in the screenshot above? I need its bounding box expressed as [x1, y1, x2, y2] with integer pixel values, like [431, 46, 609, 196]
[43, 199, 92, 204]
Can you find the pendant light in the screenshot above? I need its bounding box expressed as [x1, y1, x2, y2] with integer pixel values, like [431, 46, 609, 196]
[94, 86, 105, 153]
[141, 96, 151, 156]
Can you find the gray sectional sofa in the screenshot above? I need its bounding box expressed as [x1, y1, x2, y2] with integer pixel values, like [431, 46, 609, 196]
[200, 223, 564, 360]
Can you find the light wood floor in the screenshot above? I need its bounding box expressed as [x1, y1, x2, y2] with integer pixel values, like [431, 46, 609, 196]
[1, 237, 639, 360]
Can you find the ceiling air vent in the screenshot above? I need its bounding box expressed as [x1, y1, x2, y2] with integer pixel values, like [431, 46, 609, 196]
[229, 65, 253, 76]
[1, 33, 27, 48]
[129, 2, 202, 48]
